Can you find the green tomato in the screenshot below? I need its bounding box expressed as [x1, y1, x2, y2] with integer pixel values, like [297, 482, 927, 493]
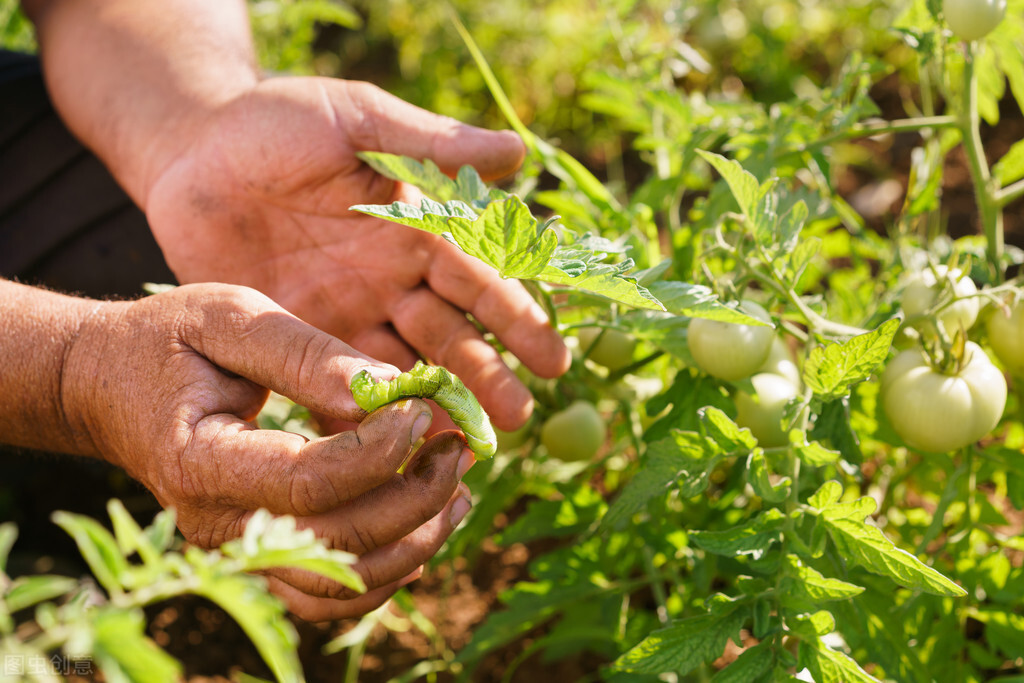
[985, 297, 1024, 377]
[540, 401, 605, 462]
[687, 300, 774, 381]
[901, 265, 979, 335]
[578, 327, 637, 372]
[944, 0, 1006, 41]
[756, 337, 801, 388]
[880, 341, 1006, 453]
[735, 373, 800, 448]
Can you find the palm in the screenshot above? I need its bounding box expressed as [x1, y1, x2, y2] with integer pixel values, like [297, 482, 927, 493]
[144, 77, 569, 429]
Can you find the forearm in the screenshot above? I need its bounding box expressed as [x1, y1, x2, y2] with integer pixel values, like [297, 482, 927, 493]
[21, 0, 259, 208]
[0, 279, 102, 456]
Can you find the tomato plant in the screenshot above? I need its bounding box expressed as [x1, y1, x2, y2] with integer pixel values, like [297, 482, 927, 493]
[686, 300, 774, 381]
[943, 0, 1007, 41]
[12, 2, 1024, 681]
[880, 342, 1008, 452]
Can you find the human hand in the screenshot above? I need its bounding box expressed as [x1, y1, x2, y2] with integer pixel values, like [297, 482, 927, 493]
[61, 283, 473, 620]
[142, 78, 570, 432]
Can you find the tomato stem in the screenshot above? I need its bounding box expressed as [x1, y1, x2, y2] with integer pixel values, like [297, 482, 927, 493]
[792, 115, 958, 155]
[958, 44, 1004, 281]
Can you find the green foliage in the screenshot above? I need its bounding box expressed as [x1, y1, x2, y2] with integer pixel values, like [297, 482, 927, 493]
[1, 502, 362, 682]
[355, 2, 1024, 675]
[0, 0, 35, 53]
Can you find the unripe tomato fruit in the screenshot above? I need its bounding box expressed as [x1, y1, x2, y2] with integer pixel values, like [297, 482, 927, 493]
[578, 327, 637, 372]
[688, 300, 774, 381]
[880, 342, 1006, 453]
[944, 0, 1006, 41]
[985, 297, 1024, 377]
[901, 266, 979, 335]
[735, 373, 800, 448]
[540, 401, 605, 462]
[757, 337, 802, 388]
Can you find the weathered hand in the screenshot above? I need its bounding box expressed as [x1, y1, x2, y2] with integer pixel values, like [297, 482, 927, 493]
[143, 78, 570, 431]
[63, 283, 473, 620]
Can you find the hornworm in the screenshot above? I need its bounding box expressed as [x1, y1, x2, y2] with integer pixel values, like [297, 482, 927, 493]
[350, 361, 497, 460]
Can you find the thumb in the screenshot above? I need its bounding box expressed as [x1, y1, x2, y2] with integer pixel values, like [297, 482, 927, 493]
[175, 283, 399, 422]
[339, 80, 525, 181]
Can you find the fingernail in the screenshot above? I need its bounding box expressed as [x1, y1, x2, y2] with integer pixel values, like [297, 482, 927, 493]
[457, 448, 474, 480]
[363, 364, 400, 382]
[449, 493, 472, 528]
[411, 410, 432, 444]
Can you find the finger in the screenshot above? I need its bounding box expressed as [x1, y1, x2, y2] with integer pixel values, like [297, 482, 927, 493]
[265, 573, 413, 623]
[337, 81, 526, 180]
[270, 482, 471, 600]
[174, 283, 400, 422]
[388, 286, 533, 431]
[300, 433, 469, 555]
[175, 399, 434, 516]
[426, 244, 571, 380]
[346, 324, 420, 372]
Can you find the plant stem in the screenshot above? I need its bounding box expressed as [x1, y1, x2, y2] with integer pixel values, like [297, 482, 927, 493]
[995, 177, 1024, 207]
[958, 46, 1004, 280]
[743, 264, 868, 338]
[640, 545, 670, 626]
[795, 116, 957, 154]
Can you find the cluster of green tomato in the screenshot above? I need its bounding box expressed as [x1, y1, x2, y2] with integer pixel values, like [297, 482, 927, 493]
[518, 264, 1023, 461]
[687, 266, 1023, 455]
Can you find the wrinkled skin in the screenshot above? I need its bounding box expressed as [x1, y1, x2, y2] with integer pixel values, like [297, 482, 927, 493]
[62, 283, 475, 620]
[144, 78, 571, 433]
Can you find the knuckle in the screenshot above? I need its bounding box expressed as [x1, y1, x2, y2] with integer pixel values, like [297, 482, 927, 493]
[287, 466, 341, 516]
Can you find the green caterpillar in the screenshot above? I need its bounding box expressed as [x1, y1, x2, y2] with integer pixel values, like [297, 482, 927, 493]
[350, 361, 497, 460]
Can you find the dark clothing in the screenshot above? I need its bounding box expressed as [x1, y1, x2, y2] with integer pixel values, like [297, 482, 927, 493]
[0, 51, 170, 564]
[0, 50, 175, 297]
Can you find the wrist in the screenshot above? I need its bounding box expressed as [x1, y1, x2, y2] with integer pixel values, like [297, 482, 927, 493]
[26, 0, 261, 208]
[0, 281, 112, 458]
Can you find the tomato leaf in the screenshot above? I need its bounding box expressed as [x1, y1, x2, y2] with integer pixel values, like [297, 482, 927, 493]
[0, 522, 15, 575]
[817, 496, 967, 597]
[612, 608, 747, 675]
[802, 318, 900, 401]
[356, 151, 492, 208]
[601, 430, 718, 531]
[787, 610, 836, 639]
[51, 511, 130, 597]
[644, 373, 732, 443]
[222, 510, 364, 594]
[797, 636, 884, 683]
[700, 407, 758, 453]
[4, 575, 78, 613]
[809, 398, 863, 464]
[697, 150, 762, 221]
[710, 642, 775, 682]
[191, 572, 303, 683]
[746, 451, 792, 503]
[808, 481, 843, 510]
[689, 508, 786, 559]
[993, 139, 1024, 186]
[91, 606, 183, 683]
[647, 281, 772, 324]
[778, 555, 864, 608]
[353, 191, 663, 310]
